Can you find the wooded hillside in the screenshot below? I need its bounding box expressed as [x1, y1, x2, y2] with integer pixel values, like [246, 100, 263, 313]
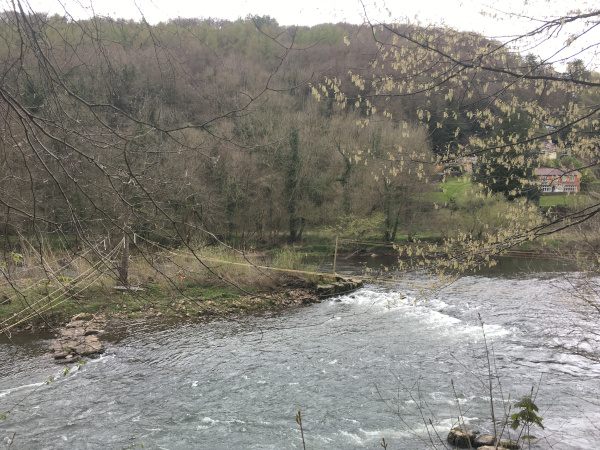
[1, 10, 598, 267]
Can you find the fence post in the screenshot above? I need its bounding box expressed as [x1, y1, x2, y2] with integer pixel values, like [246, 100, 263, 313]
[333, 236, 339, 276]
[118, 231, 129, 285]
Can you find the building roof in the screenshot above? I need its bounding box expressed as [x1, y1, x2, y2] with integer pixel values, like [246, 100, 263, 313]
[537, 167, 580, 177]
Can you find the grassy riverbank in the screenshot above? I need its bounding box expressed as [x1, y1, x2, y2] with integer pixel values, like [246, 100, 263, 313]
[0, 225, 593, 333]
[1, 285, 322, 334]
[0, 247, 333, 333]
[1, 282, 321, 332]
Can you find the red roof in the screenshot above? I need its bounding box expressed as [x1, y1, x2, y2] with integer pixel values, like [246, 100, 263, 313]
[537, 167, 579, 177]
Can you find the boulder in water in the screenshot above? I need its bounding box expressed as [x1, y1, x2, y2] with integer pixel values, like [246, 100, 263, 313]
[475, 434, 496, 447]
[447, 427, 478, 448]
[53, 314, 106, 363]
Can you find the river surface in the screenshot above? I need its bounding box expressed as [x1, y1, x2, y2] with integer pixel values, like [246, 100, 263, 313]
[1, 257, 600, 449]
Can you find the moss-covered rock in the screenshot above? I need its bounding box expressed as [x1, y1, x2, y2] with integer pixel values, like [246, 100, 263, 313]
[315, 278, 363, 298]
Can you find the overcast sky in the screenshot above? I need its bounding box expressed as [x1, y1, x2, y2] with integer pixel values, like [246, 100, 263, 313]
[12, 0, 600, 66]
[13, 0, 592, 30]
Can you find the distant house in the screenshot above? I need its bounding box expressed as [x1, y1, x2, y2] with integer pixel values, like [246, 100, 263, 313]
[537, 167, 581, 194]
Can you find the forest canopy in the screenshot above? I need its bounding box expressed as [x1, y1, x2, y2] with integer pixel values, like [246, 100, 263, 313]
[0, 1, 599, 285]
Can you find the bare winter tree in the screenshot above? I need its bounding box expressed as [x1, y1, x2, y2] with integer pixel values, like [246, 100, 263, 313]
[0, 3, 309, 332]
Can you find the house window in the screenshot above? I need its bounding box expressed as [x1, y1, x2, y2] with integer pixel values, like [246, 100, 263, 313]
[542, 186, 552, 192]
[562, 175, 567, 182]
[570, 176, 575, 182]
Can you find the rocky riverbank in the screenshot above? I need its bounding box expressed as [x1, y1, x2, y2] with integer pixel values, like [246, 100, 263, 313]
[52, 313, 106, 363]
[47, 278, 363, 363]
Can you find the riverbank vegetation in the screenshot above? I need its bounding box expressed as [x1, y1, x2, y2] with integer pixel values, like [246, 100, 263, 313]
[0, 224, 591, 332]
[0, 244, 328, 331]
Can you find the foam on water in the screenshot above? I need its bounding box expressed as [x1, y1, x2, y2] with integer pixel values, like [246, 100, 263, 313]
[341, 286, 511, 343]
[0, 382, 42, 398]
[338, 430, 365, 445]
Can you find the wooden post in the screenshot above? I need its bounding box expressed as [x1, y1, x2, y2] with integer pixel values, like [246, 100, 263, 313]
[118, 232, 129, 285]
[333, 236, 339, 276]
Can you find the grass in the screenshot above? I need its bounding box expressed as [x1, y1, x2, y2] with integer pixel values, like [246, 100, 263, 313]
[419, 176, 592, 210]
[291, 233, 335, 255]
[0, 281, 267, 329]
[538, 193, 591, 208]
[299, 227, 445, 253]
[420, 176, 473, 203]
[0, 245, 325, 331]
[280, 231, 390, 256]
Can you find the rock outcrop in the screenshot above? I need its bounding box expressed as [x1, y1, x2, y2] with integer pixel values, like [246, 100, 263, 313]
[475, 434, 496, 447]
[447, 427, 479, 448]
[315, 278, 363, 298]
[447, 428, 520, 449]
[52, 314, 106, 363]
[498, 440, 520, 449]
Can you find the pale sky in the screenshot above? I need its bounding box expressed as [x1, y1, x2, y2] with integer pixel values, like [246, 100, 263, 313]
[11, 0, 600, 66]
[13, 0, 593, 30]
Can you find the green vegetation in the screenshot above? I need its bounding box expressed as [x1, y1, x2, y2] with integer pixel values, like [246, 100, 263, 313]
[472, 109, 541, 202]
[0, 246, 327, 330]
[510, 395, 545, 440]
[420, 177, 473, 203]
[538, 194, 592, 208]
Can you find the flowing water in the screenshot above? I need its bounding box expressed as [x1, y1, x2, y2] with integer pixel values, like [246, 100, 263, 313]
[1, 257, 600, 449]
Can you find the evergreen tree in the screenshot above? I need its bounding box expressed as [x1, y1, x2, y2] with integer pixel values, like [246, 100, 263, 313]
[473, 109, 541, 202]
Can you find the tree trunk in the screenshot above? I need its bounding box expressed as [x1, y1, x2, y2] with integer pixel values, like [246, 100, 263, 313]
[286, 131, 301, 243]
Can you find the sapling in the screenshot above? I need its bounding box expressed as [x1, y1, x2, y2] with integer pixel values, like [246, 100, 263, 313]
[510, 393, 544, 444]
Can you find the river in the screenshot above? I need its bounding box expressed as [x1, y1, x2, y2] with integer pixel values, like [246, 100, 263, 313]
[1, 256, 600, 449]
